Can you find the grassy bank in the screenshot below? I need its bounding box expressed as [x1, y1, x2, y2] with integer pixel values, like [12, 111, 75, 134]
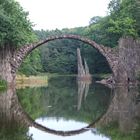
[16, 74, 48, 89]
[16, 73, 111, 89]
[42, 73, 111, 78]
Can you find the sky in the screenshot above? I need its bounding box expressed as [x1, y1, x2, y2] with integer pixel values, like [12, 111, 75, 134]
[16, 0, 111, 30]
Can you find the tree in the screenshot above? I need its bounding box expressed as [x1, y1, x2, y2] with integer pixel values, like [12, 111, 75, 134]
[0, 0, 36, 82]
[89, 16, 102, 25]
[88, 16, 120, 47]
[108, 0, 140, 37]
[0, 0, 35, 48]
[19, 49, 43, 75]
[34, 29, 111, 74]
[88, 0, 140, 49]
[108, 0, 121, 14]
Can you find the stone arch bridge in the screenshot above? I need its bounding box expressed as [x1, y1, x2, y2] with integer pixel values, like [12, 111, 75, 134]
[7, 34, 140, 85]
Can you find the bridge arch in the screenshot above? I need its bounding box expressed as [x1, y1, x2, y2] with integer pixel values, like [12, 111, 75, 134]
[11, 34, 117, 77]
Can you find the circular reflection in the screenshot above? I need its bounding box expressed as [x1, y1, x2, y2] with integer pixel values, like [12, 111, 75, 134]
[16, 76, 113, 136]
[21, 105, 108, 136]
[34, 117, 88, 131]
[2, 82, 140, 140]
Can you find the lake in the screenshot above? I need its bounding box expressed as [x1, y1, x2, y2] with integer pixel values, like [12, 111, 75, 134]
[0, 75, 140, 140]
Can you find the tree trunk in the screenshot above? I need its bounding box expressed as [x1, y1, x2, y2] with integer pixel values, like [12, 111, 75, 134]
[0, 46, 15, 85]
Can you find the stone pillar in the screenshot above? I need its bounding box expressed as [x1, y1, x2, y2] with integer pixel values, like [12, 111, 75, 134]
[0, 47, 15, 86]
[116, 37, 140, 85]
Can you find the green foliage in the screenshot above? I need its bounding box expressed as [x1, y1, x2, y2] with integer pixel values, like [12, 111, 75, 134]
[17, 87, 46, 119]
[19, 49, 43, 75]
[0, 124, 32, 140]
[108, 0, 140, 37]
[88, 16, 120, 47]
[0, 0, 36, 48]
[88, 0, 140, 48]
[45, 77, 111, 122]
[18, 0, 140, 75]
[99, 120, 140, 140]
[34, 29, 111, 74]
[0, 0, 38, 76]
[89, 16, 102, 25]
[17, 76, 111, 123]
[107, 17, 137, 37]
[0, 78, 7, 91]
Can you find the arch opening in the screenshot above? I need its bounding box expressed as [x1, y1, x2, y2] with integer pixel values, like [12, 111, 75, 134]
[13, 35, 114, 76]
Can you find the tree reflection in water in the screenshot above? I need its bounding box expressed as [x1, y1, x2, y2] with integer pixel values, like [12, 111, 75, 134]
[0, 82, 140, 139]
[97, 86, 140, 140]
[0, 87, 107, 138]
[0, 88, 32, 140]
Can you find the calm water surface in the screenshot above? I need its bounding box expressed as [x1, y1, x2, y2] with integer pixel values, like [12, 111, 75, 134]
[0, 75, 140, 140]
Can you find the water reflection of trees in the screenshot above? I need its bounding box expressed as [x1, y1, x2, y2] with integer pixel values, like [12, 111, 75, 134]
[1, 77, 140, 139]
[0, 87, 109, 137]
[17, 76, 111, 123]
[97, 86, 140, 140]
[0, 88, 33, 140]
[0, 76, 111, 138]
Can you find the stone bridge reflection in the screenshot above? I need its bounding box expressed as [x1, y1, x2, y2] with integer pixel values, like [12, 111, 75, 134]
[0, 86, 140, 138]
[96, 86, 140, 133]
[0, 88, 107, 137]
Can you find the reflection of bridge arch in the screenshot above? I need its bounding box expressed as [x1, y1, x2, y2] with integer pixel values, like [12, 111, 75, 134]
[1, 87, 140, 138]
[13, 95, 108, 136]
[0, 87, 111, 137]
[11, 34, 118, 77]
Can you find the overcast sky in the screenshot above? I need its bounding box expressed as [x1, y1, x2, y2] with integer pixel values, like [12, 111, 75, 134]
[16, 0, 111, 30]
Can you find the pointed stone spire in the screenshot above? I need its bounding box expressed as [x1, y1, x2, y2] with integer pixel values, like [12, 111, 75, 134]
[84, 58, 90, 75]
[77, 48, 85, 76]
